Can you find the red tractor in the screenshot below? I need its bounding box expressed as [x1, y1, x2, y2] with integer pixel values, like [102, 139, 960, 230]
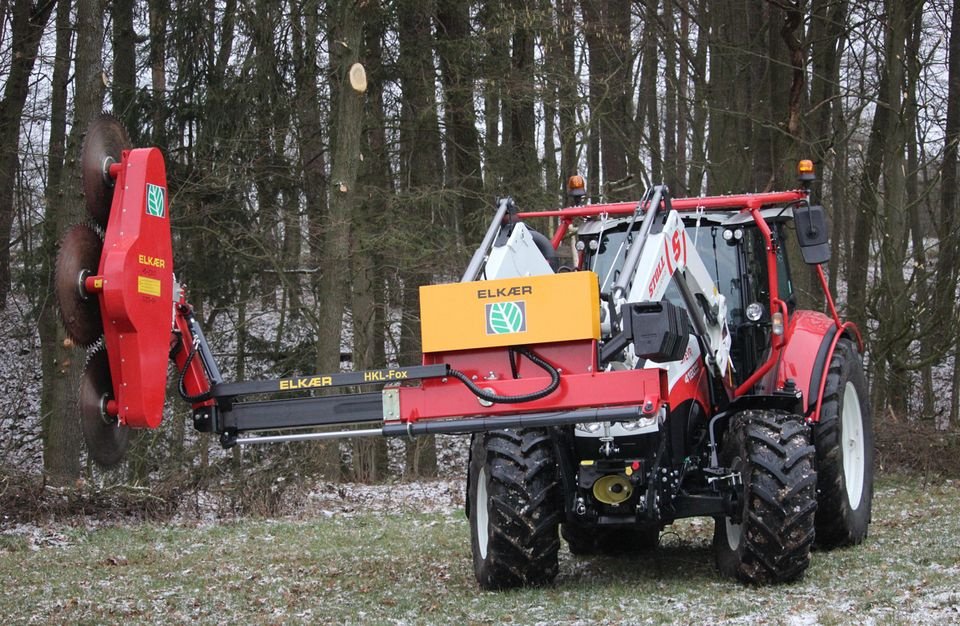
[56, 116, 873, 589]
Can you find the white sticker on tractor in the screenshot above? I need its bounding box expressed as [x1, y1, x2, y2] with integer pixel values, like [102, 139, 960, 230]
[146, 183, 166, 218]
[485, 301, 526, 335]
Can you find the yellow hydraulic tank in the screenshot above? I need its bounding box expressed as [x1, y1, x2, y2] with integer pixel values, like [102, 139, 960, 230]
[419, 271, 601, 354]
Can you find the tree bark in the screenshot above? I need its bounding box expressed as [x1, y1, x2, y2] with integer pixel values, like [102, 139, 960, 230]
[37, 0, 73, 485]
[0, 0, 57, 307]
[936, 0, 960, 422]
[313, 0, 365, 480]
[436, 0, 485, 243]
[556, 0, 578, 196]
[350, 3, 391, 482]
[687, 0, 708, 193]
[397, 0, 441, 477]
[663, 0, 679, 192]
[505, 0, 540, 203]
[639, 0, 662, 186]
[41, 0, 106, 484]
[147, 0, 167, 146]
[111, 0, 136, 137]
[292, 0, 328, 300]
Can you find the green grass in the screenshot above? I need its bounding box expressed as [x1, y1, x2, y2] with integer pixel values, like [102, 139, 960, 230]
[2, 477, 959, 625]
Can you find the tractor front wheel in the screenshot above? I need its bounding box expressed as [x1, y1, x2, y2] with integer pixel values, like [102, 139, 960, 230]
[813, 338, 874, 548]
[713, 410, 817, 584]
[468, 428, 561, 590]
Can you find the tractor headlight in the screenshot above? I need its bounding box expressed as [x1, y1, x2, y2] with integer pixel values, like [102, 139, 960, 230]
[746, 302, 764, 322]
[576, 422, 603, 434]
[619, 416, 658, 431]
[723, 228, 743, 244]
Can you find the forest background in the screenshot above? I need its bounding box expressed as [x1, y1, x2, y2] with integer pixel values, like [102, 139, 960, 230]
[1, 0, 959, 495]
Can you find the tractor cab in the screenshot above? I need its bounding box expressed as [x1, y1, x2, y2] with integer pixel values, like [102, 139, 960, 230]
[576, 207, 797, 387]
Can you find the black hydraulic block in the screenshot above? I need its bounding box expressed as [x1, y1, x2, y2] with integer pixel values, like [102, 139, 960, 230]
[600, 300, 689, 365]
[625, 301, 688, 362]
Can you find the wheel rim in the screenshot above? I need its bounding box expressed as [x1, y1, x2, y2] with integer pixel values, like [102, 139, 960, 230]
[725, 453, 744, 551]
[841, 380, 865, 509]
[725, 517, 742, 551]
[476, 466, 489, 559]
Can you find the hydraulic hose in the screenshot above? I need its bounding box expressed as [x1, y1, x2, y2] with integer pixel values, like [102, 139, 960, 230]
[178, 339, 213, 403]
[448, 347, 560, 404]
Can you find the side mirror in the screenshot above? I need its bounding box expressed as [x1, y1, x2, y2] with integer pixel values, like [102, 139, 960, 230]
[793, 204, 830, 265]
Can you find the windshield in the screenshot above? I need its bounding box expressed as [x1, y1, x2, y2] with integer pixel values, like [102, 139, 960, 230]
[585, 222, 744, 324]
[689, 225, 744, 326]
[590, 228, 631, 293]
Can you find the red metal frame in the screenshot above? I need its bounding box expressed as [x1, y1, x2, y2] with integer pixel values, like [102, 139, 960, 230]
[398, 340, 664, 422]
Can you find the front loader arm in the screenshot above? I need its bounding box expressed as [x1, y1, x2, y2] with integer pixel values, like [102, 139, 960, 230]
[610, 198, 732, 379]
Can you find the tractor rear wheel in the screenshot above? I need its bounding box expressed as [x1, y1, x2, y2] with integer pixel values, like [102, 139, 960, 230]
[713, 410, 817, 584]
[813, 339, 874, 548]
[468, 428, 561, 590]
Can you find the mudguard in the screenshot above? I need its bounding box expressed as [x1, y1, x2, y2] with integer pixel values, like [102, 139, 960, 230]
[775, 310, 859, 421]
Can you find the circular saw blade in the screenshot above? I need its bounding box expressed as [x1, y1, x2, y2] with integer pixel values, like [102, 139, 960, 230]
[81, 114, 130, 228]
[79, 347, 130, 468]
[55, 223, 104, 347]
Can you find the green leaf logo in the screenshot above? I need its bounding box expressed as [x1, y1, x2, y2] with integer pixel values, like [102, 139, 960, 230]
[146, 183, 166, 218]
[486, 301, 526, 335]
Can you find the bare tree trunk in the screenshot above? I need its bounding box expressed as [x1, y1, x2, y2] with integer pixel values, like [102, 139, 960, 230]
[0, 0, 57, 308]
[38, 0, 73, 485]
[663, 0, 679, 192]
[640, 0, 662, 185]
[872, 0, 921, 415]
[705, 0, 758, 193]
[41, 0, 106, 484]
[937, 0, 960, 427]
[505, 0, 539, 203]
[292, 0, 328, 300]
[777, 0, 822, 310]
[687, 0, 708, 193]
[903, 9, 933, 418]
[313, 0, 365, 480]
[583, 0, 604, 200]
[436, 0, 484, 243]
[397, 0, 441, 478]
[350, 4, 391, 482]
[810, 0, 849, 297]
[675, 2, 689, 195]
[112, 0, 136, 135]
[541, 0, 559, 203]
[846, 67, 889, 335]
[479, 0, 508, 191]
[582, 0, 629, 198]
[250, 0, 282, 306]
[147, 0, 167, 146]
[556, 0, 578, 195]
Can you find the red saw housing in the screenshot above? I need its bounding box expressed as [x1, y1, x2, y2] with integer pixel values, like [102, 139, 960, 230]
[89, 148, 174, 428]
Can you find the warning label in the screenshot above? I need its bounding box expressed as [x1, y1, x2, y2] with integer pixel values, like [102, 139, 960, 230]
[138, 275, 161, 297]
